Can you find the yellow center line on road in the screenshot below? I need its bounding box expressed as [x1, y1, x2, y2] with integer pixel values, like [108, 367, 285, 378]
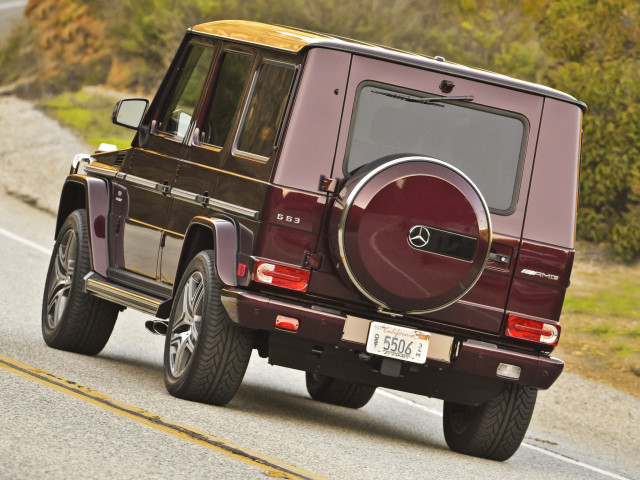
[0, 352, 326, 480]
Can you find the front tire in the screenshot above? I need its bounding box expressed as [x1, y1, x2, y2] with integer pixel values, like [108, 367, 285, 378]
[443, 383, 537, 461]
[41, 209, 119, 355]
[305, 372, 376, 409]
[164, 250, 253, 406]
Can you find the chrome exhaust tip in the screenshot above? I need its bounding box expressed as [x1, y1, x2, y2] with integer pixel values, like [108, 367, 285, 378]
[145, 320, 168, 336]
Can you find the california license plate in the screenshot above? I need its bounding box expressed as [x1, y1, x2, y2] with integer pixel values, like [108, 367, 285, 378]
[366, 322, 430, 364]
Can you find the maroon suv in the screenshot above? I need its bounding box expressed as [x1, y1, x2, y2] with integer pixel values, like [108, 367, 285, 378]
[42, 20, 585, 461]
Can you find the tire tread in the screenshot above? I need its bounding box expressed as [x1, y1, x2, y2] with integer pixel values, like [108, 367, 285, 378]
[42, 209, 119, 355]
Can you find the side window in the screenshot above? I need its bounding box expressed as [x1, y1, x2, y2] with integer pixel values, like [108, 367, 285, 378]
[158, 44, 214, 140]
[201, 51, 253, 147]
[235, 61, 296, 159]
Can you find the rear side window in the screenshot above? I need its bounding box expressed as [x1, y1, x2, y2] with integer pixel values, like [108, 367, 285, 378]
[235, 61, 296, 159]
[158, 44, 214, 139]
[201, 51, 253, 147]
[345, 84, 528, 214]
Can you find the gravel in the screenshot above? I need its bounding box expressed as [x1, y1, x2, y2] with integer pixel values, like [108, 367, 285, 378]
[0, 95, 91, 213]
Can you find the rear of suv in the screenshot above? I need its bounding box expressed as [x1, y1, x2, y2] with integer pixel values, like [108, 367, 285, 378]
[42, 20, 585, 461]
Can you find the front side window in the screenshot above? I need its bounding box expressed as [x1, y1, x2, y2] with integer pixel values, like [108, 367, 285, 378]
[236, 61, 296, 159]
[158, 44, 214, 139]
[345, 84, 528, 214]
[201, 51, 253, 147]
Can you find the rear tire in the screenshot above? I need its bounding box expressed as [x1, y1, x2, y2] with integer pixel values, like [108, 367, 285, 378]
[305, 372, 376, 409]
[41, 209, 119, 355]
[443, 383, 537, 461]
[164, 250, 253, 406]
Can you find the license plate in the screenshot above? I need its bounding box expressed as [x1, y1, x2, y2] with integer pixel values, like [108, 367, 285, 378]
[366, 322, 430, 364]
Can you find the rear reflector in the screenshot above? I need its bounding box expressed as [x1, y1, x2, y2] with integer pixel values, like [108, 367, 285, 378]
[237, 263, 247, 278]
[505, 316, 560, 346]
[275, 315, 299, 332]
[497, 363, 521, 380]
[255, 261, 310, 292]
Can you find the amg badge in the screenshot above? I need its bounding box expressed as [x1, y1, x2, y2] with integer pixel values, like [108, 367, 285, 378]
[521, 269, 559, 281]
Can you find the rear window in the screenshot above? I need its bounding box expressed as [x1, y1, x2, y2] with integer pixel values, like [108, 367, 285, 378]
[345, 84, 529, 214]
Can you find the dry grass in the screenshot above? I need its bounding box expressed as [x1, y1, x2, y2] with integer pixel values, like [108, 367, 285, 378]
[556, 241, 640, 397]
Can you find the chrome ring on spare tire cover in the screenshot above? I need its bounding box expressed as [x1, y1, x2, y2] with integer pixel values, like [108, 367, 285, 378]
[336, 156, 492, 315]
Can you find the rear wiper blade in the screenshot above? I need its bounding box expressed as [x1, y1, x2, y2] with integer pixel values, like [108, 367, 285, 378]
[372, 90, 474, 106]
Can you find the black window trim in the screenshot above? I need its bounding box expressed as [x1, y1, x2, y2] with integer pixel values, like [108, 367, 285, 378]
[195, 47, 256, 151]
[153, 38, 220, 144]
[231, 58, 299, 163]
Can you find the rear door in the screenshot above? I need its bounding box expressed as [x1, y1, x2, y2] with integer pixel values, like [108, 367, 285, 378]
[325, 55, 545, 333]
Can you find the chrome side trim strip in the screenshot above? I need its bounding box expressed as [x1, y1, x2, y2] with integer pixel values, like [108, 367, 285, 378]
[206, 197, 260, 220]
[84, 164, 118, 178]
[125, 174, 161, 192]
[84, 273, 162, 316]
[170, 187, 198, 203]
[87, 167, 260, 220]
[171, 187, 260, 220]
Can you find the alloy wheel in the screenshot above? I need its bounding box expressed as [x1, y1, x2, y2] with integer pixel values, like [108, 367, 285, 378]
[45, 229, 77, 330]
[169, 271, 204, 377]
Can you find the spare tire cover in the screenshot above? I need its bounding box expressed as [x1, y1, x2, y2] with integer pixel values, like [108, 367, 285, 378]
[331, 156, 491, 313]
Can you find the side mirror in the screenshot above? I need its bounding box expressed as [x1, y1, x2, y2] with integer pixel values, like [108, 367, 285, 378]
[112, 98, 149, 130]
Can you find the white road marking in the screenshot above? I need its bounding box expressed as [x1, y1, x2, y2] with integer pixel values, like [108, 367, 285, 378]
[1, 226, 632, 480]
[0, 227, 51, 256]
[520, 443, 630, 480]
[378, 389, 443, 416]
[0, 1, 27, 11]
[380, 389, 631, 480]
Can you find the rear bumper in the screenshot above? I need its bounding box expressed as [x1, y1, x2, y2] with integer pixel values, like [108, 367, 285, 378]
[221, 288, 564, 392]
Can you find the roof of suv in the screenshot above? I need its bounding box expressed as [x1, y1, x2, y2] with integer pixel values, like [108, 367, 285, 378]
[191, 20, 586, 112]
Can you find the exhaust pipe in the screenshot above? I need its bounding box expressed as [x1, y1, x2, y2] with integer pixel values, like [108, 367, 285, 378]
[145, 320, 169, 336]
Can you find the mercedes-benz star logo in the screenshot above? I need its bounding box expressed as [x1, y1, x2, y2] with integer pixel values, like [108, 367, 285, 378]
[408, 225, 431, 249]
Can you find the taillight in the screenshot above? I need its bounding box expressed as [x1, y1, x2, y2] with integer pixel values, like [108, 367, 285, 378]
[275, 315, 299, 332]
[254, 261, 310, 292]
[505, 316, 560, 346]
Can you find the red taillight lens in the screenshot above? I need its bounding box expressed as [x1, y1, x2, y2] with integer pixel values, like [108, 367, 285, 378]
[275, 315, 299, 332]
[254, 261, 310, 292]
[505, 316, 560, 346]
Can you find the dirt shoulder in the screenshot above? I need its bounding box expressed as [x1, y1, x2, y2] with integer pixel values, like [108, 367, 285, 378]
[555, 242, 640, 398]
[0, 95, 90, 214]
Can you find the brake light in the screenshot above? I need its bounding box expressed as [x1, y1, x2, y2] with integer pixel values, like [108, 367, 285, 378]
[505, 316, 560, 346]
[275, 315, 299, 332]
[255, 261, 310, 292]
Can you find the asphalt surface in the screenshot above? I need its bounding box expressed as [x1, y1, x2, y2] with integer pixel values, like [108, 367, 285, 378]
[0, 95, 639, 478]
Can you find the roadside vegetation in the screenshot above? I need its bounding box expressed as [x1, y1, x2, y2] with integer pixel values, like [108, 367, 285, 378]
[558, 242, 640, 397]
[38, 89, 135, 150]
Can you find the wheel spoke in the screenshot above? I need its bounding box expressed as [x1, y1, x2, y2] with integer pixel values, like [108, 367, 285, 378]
[168, 271, 205, 378]
[170, 331, 193, 377]
[46, 229, 77, 330]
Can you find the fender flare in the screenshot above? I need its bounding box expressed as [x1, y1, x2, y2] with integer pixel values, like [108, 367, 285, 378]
[175, 216, 253, 289]
[55, 175, 110, 276]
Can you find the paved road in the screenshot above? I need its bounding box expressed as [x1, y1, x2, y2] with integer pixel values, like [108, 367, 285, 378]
[0, 188, 638, 479]
[0, 0, 27, 44]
